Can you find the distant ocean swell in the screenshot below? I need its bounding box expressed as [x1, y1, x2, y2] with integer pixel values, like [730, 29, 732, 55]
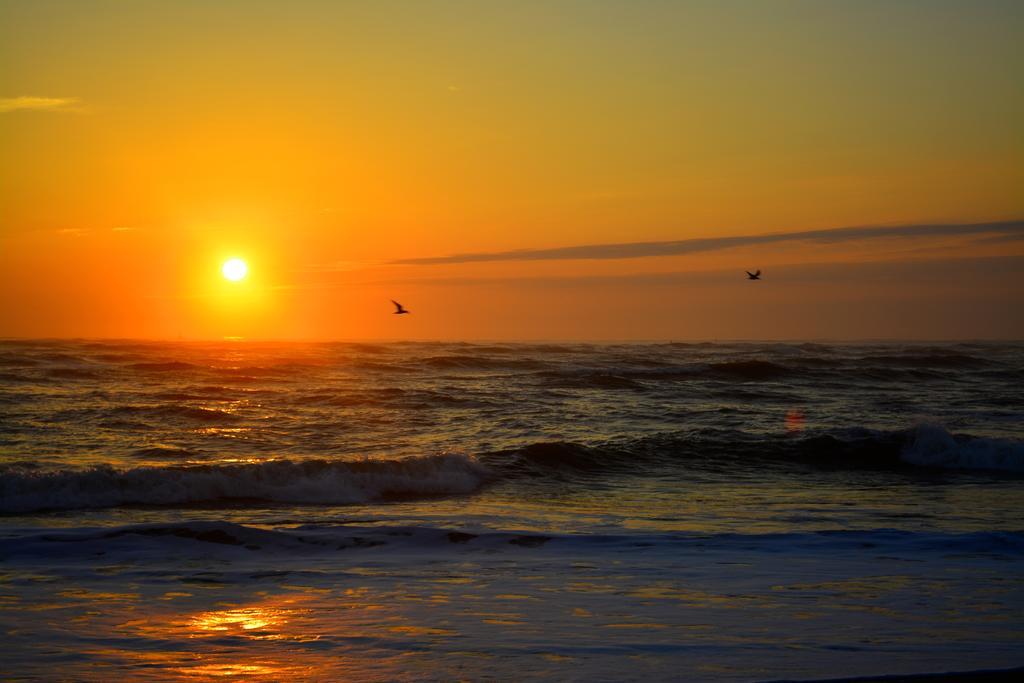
[1, 425, 1020, 514]
[1, 347, 1017, 386]
[530, 356, 1016, 387]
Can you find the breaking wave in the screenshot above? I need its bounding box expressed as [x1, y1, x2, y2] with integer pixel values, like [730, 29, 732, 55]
[0, 454, 490, 513]
[486, 424, 1024, 476]
[900, 424, 1024, 472]
[2, 425, 1019, 514]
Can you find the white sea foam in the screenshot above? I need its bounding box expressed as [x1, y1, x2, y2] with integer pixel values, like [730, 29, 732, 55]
[900, 423, 1024, 472]
[0, 454, 489, 513]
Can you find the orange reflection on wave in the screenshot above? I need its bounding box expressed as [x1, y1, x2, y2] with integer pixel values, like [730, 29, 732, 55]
[70, 588, 486, 680]
[186, 598, 319, 642]
[785, 409, 806, 434]
[190, 607, 277, 634]
[176, 661, 311, 679]
[75, 650, 312, 681]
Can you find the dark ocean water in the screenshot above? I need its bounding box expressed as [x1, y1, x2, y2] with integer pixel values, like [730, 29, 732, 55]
[1, 339, 1021, 526]
[1, 340, 1022, 680]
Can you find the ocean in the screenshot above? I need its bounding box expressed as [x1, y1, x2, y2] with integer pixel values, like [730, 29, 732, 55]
[1, 339, 1022, 681]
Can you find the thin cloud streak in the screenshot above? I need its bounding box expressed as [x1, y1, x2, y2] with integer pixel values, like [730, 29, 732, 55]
[390, 220, 1024, 266]
[0, 96, 82, 113]
[369, 254, 1024, 289]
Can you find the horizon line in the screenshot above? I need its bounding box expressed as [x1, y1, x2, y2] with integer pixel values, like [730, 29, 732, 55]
[2, 336, 1021, 344]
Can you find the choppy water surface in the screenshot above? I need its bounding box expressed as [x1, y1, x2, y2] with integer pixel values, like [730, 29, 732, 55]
[1, 340, 1022, 681]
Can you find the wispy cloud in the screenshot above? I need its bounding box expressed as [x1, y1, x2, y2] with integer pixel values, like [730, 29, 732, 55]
[0, 96, 83, 113]
[391, 220, 1024, 266]
[373, 254, 1024, 289]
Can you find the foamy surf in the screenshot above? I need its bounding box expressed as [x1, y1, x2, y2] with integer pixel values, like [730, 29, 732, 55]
[900, 423, 1024, 472]
[0, 454, 490, 513]
[2, 425, 1021, 514]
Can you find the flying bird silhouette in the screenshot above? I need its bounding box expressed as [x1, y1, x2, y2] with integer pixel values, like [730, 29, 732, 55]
[391, 300, 410, 315]
[746, 270, 761, 280]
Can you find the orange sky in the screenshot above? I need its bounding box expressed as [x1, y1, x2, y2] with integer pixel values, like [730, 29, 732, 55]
[1, 1, 1022, 339]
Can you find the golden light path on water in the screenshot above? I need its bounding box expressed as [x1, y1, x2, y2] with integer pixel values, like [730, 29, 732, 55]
[100, 594, 387, 680]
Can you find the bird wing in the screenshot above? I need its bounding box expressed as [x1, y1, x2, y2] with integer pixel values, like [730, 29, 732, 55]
[746, 271, 755, 277]
[391, 300, 402, 312]
[754, 270, 761, 276]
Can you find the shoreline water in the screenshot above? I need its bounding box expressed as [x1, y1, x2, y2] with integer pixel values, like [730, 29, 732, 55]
[3, 519, 1022, 681]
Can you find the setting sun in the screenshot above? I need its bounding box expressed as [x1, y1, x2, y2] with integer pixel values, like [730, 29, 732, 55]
[222, 258, 248, 282]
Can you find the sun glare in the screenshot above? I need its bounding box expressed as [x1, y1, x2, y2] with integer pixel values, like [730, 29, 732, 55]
[222, 258, 248, 281]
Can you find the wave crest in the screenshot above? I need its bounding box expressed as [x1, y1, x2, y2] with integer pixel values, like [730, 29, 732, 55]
[0, 454, 490, 513]
[487, 425, 1024, 476]
[901, 424, 1024, 472]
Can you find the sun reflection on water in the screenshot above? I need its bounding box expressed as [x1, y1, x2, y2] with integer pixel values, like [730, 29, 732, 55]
[785, 408, 806, 433]
[176, 662, 305, 679]
[186, 600, 319, 642]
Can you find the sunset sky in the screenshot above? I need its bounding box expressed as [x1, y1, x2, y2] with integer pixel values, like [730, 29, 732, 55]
[1, 0, 1021, 340]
